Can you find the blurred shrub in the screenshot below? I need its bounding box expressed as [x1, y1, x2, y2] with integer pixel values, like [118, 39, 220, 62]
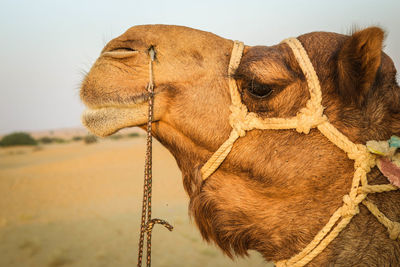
[72, 136, 83, 141]
[0, 132, 37, 147]
[52, 137, 66, 143]
[84, 135, 98, 144]
[108, 134, 124, 140]
[38, 136, 66, 144]
[38, 136, 53, 144]
[127, 132, 140, 138]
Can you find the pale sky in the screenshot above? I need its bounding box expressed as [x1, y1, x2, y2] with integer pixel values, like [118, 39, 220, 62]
[0, 0, 399, 134]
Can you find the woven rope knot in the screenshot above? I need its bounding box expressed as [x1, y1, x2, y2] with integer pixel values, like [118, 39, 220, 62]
[229, 105, 251, 137]
[348, 145, 376, 172]
[295, 106, 327, 134]
[145, 218, 173, 234]
[341, 194, 360, 217]
[388, 222, 400, 240]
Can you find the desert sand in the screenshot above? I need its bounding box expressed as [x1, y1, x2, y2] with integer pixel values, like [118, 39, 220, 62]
[0, 136, 270, 267]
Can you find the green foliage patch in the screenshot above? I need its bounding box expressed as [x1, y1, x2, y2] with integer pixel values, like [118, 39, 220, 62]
[0, 132, 38, 147]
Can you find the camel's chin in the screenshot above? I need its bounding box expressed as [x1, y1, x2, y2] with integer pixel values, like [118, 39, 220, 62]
[81, 105, 150, 137]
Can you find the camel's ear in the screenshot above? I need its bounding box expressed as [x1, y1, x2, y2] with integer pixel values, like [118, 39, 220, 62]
[337, 27, 385, 106]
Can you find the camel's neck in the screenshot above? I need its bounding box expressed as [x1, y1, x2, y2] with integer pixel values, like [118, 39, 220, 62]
[312, 170, 400, 266]
[150, 121, 400, 266]
[151, 120, 209, 196]
[270, 169, 399, 266]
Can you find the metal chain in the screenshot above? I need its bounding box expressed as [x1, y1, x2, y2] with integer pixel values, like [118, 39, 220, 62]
[137, 47, 173, 267]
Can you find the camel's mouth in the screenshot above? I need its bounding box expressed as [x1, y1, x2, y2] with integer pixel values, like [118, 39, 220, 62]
[81, 104, 150, 137]
[81, 90, 157, 137]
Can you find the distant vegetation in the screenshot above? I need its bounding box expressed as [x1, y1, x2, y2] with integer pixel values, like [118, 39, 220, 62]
[83, 134, 98, 144]
[127, 132, 140, 138]
[0, 131, 144, 147]
[108, 134, 124, 140]
[72, 136, 83, 141]
[74, 132, 143, 143]
[105, 132, 144, 140]
[38, 136, 66, 144]
[0, 132, 37, 147]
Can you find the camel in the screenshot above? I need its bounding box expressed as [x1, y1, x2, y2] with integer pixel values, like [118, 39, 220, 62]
[80, 25, 400, 266]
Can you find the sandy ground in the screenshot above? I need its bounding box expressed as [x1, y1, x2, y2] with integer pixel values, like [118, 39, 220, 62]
[0, 137, 271, 267]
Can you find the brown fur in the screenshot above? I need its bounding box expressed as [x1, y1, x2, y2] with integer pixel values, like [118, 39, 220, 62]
[81, 25, 400, 266]
[337, 27, 384, 106]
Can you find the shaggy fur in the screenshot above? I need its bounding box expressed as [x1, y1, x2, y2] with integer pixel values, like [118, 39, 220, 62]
[81, 25, 400, 266]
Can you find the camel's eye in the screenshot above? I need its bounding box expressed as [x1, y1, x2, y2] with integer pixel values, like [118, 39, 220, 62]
[243, 80, 274, 99]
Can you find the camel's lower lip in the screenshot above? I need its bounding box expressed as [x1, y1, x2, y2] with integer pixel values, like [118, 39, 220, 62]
[82, 104, 150, 137]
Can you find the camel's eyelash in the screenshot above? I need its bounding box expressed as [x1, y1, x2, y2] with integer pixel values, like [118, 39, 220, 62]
[244, 80, 275, 99]
[237, 77, 283, 99]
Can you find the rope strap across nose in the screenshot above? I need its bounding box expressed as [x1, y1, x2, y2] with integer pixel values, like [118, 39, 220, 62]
[200, 38, 399, 267]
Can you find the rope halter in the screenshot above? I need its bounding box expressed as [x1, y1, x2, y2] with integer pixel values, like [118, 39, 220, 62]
[200, 39, 399, 267]
[137, 47, 173, 267]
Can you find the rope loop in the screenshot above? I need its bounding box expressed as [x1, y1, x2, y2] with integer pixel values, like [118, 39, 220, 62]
[348, 144, 376, 172]
[341, 195, 360, 217]
[145, 218, 174, 233]
[305, 97, 324, 114]
[388, 222, 400, 240]
[229, 105, 251, 137]
[295, 106, 327, 134]
[200, 37, 399, 267]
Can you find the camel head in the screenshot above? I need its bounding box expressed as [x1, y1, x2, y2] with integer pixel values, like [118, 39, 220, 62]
[81, 25, 400, 265]
[81, 25, 234, 138]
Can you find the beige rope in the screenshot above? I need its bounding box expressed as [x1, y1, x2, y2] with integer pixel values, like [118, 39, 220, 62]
[201, 130, 240, 179]
[201, 41, 245, 179]
[363, 198, 400, 240]
[200, 38, 399, 266]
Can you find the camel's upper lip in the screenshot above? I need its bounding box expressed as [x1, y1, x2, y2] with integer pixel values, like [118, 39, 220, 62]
[81, 92, 151, 110]
[80, 91, 163, 137]
[81, 104, 150, 137]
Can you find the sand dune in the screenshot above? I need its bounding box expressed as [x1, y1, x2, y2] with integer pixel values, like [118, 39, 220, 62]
[0, 137, 269, 267]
